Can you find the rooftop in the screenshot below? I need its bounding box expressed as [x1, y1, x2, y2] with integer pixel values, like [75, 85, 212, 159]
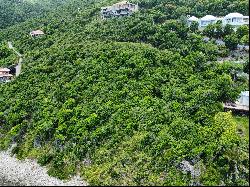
[30, 30, 44, 35]
[0, 68, 10, 72]
[200, 15, 217, 21]
[225, 12, 244, 18]
[101, 1, 138, 18]
[223, 103, 249, 111]
[188, 16, 199, 21]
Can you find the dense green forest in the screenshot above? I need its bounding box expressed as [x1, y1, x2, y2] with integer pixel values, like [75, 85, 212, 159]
[0, 0, 70, 29]
[0, 0, 249, 186]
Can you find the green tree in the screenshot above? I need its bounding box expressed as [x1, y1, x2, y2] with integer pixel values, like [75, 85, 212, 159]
[0, 0, 249, 186]
[240, 34, 249, 45]
[223, 24, 235, 37]
[243, 60, 249, 73]
[203, 24, 215, 38]
[214, 23, 223, 39]
[189, 21, 199, 33]
[224, 34, 239, 50]
[0, 43, 12, 59]
[236, 25, 249, 39]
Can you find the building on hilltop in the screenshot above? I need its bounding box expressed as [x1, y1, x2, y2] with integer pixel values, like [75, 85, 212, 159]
[222, 13, 249, 27]
[188, 12, 249, 29]
[236, 91, 249, 107]
[243, 16, 249, 24]
[30, 30, 45, 37]
[187, 16, 199, 26]
[223, 91, 249, 114]
[101, 1, 139, 19]
[199, 15, 217, 28]
[0, 68, 13, 83]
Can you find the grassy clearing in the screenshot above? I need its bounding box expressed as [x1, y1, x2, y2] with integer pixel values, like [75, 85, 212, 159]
[233, 115, 249, 139]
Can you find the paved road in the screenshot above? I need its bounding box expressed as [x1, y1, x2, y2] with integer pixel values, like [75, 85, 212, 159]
[7, 41, 22, 77]
[15, 58, 22, 77]
[8, 41, 22, 57]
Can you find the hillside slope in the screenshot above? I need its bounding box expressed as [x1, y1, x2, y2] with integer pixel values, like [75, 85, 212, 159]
[0, 0, 249, 186]
[0, 0, 70, 29]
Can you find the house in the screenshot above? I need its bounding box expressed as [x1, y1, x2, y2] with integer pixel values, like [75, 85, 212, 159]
[199, 15, 217, 28]
[101, 1, 139, 19]
[30, 30, 44, 37]
[236, 91, 249, 107]
[0, 68, 13, 83]
[0, 68, 10, 74]
[187, 16, 199, 26]
[223, 13, 242, 25]
[243, 16, 249, 25]
[222, 13, 249, 27]
[223, 91, 249, 114]
[190, 13, 249, 30]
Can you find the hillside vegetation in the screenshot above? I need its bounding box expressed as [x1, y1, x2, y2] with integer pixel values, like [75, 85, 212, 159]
[0, 0, 249, 186]
[0, 0, 69, 29]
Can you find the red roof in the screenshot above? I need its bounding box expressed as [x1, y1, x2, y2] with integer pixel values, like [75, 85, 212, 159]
[0, 68, 10, 72]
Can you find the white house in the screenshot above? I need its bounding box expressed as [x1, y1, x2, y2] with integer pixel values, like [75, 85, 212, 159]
[101, 1, 139, 19]
[187, 16, 199, 26]
[30, 30, 44, 37]
[199, 15, 217, 28]
[236, 91, 249, 107]
[223, 13, 249, 26]
[243, 16, 249, 25]
[191, 13, 249, 29]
